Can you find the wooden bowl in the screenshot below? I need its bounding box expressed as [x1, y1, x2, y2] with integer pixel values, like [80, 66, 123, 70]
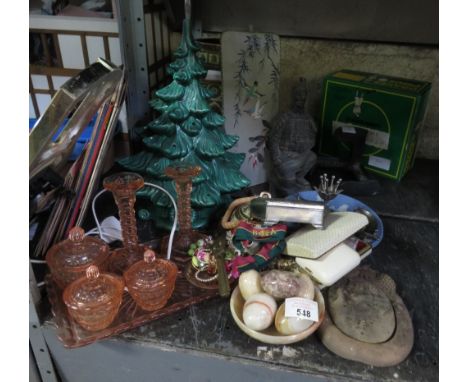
[230, 286, 325, 345]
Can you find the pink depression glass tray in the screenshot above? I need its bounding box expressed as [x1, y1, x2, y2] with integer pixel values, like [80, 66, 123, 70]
[46, 252, 219, 348]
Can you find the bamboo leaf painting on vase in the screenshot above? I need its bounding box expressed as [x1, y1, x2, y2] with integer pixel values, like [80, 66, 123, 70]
[222, 32, 280, 185]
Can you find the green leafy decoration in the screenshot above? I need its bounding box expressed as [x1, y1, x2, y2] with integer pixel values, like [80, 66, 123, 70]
[148, 180, 177, 208]
[149, 98, 168, 113]
[117, 151, 155, 173]
[182, 80, 210, 115]
[183, 53, 207, 79]
[145, 157, 173, 179]
[166, 101, 189, 122]
[179, 150, 211, 184]
[210, 159, 250, 193]
[191, 181, 221, 208]
[211, 129, 239, 150]
[181, 116, 203, 136]
[173, 68, 191, 83]
[200, 85, 217, 99]
[155, 80, 185, 102]
[202, 111, 225, 129]
[143, 127, 193, 158]
[173, 19, 200, 58]
[146, 113, 177, 135]
[194, 128, 226, 157]
[168, 58, 186, 74]
[223, 152, 246, 169]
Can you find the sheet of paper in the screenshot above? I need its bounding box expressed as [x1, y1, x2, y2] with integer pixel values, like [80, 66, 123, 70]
[285, 297, 319, 322]
[368, 155, 391, 171]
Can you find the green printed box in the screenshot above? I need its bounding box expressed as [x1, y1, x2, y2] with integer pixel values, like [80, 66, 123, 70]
[319, 69, 431, 180]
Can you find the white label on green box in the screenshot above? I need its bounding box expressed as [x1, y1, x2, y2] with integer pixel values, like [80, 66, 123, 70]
[332, 121, 356, 133]
[369, 155, 391, 171]
[342, 126, 356, 134]
[366, 129, 390, 150]
[332, 121, 389, 149]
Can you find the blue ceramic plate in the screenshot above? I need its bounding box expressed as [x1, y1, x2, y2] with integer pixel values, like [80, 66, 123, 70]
[288, 190, 384, 248]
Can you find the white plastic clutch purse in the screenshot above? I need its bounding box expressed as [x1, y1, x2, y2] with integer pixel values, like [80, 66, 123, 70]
[284, 212, 368, 259]
[284, 212, 370, 287]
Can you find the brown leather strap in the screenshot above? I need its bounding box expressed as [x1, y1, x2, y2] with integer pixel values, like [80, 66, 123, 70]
[220, 196, 257, 230]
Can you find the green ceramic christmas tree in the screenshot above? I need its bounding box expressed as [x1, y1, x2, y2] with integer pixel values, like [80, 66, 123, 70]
[118, 17, 250, 231]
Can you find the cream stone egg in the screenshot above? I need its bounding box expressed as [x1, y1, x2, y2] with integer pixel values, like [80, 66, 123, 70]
[242, 293, 277, 331]
[275, 303, 314, 335]
[239, 269, 263, 300]
[297, 274, 315, 300]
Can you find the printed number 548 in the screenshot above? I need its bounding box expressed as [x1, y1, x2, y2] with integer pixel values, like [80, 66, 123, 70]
[297, 309, 311, 318]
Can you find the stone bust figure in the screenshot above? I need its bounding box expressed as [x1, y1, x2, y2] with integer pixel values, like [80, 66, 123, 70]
[265, 77, 318, 196]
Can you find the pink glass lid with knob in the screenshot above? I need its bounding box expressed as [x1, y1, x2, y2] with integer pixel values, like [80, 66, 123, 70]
[46, 226, 109, 288]
[63, 265, 125, 331]
[124, 249, 178, 311]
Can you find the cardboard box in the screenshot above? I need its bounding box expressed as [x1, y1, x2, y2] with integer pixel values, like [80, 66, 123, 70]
[319, 70, 431, 180]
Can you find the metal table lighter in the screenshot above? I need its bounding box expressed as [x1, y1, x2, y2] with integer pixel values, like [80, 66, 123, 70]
[249, 192, 327, 228]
